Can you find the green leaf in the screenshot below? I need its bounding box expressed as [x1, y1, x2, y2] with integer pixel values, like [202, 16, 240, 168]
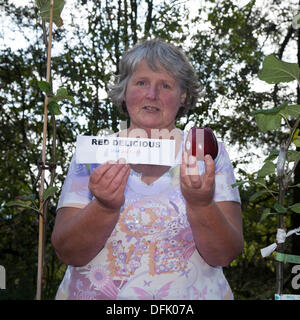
[252, 178, 268, 186]
[251, 103, 288, 132]
[255, 113, 281, 132]
[55, 88, 75, 104]
[56, 87, 68, 98]
[265, 149, 279, 161]
[6, 201, 39, 212]
[38, 80, 51, 94]
[42, 186, 58, 201]
[47, 100, 61, 115]
[66, 95, 75, 104]
[274, 203, 287, 214]
[260, 208, 277, 222]
[37, 0, 65, 27]
[249, 190, 269, 202]
[257, 161, 276, 178]
[287, 104, 300, 118]
[289, 203, 300, 213]
[287, 150, 300, 163]
[258, 54, 300, 84]
[294, 140, 300, 147]
[17, 194, 37, 201]
[231, 180, 249, 188]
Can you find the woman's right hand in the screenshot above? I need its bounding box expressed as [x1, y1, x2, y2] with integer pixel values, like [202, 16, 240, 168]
[88, 159, 130, 211]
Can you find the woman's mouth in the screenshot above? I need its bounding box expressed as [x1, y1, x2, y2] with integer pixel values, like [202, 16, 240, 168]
[143, 106, 160, 112]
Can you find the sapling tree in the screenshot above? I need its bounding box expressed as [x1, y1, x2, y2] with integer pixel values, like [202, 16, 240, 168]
[6, 0, 74, 299]
[234, 54, 300, 296]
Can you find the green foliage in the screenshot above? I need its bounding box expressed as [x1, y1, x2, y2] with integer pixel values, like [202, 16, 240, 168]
[251, 103, 288, 132]
[42, 186, 58, 201]
[239, 57, 300, 218]
[235, 52, 300, 295]
[36, 0, 65, 27]
[289, 203, 300, 213]
[258, 54, 300, 85]
[38, 81, 75, 115]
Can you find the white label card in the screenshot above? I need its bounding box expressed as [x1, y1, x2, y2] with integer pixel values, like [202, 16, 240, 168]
[76, 136, 176, 166]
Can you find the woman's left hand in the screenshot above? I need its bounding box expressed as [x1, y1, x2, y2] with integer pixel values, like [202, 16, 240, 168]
[180, 152, 215, 208]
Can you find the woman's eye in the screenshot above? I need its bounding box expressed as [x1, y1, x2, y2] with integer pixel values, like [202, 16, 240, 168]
[137, 81, 145, 86]
[162, 83, 171, 89]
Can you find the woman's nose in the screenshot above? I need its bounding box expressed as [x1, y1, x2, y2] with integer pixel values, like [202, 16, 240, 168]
[146, 85, 158, 100]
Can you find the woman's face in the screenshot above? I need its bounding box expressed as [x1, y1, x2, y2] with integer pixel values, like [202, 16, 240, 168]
[124, 60, 186, 134]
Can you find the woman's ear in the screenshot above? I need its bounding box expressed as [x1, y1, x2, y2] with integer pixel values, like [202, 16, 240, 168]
[180, 91, 187, 104]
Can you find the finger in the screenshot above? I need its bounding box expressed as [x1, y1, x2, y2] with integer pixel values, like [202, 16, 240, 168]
[181, 152, 199, 176]
[203, 154, 215, 183]
[187, 155, 199, 176]
[115, 165, 131, 195]
[180, 152, 191, 186]
[108, 163, 130, 193]
[102, 159, 127, 182]
[117, 157, 127, 164]
[89, 161, 116, 185]
[91, 160, 126, 189]
[185, 154, 202, 188]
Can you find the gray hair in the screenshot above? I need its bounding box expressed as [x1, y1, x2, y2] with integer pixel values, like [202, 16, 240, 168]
[108, 39, 201, 119]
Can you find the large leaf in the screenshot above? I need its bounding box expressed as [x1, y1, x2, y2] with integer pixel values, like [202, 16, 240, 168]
[47, 100, 61, 115]
[265, 149, 279, 161]
[42, 186, 58, 201]
[287, 104, 300, 118]
[253, 112, 281, 132]
[6, 201, 39, 212]
[251, 103, 288, 132]
[289, 203, 300, 213]
[258, 54, 300, 84]
[38, 80, 51, 94]
[36, 0, 65, 27]
[55, 87, 75, 104]
[55, 87, 68, 99]
[257, 161, 276, 178]
[274, 203, 287, 214]
[287, 150, 300, 163]
[260, 208, 277, 222]
[249, 190, 269, 202]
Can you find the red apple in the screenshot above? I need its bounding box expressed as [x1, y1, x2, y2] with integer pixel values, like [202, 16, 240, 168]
[185, 127, 218, 160]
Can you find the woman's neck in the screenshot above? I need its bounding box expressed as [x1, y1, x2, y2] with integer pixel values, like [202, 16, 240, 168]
[123, 126, 183, 185]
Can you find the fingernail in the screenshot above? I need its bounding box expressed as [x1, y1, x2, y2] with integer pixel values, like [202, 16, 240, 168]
[186, 141, 191, 150]
[188, 155, 196, 165]
[118, 158, 126, 164]
[205, 154, 211, 161]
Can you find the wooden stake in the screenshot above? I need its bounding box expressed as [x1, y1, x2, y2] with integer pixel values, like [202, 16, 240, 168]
[36, 0, 54, 300]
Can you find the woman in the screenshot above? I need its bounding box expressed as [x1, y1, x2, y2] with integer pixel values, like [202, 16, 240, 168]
[51, 39, 243, 300]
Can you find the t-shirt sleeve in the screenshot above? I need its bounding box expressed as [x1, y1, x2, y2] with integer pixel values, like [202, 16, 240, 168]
[213, 142, 241, 203]
[56, 152, 96, 210]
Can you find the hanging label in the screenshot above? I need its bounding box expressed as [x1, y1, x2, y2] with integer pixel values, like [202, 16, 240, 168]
[75, 135, 176, 166]
[275, 252, 300, 264]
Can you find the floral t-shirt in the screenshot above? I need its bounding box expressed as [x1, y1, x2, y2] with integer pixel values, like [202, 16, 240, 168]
[55, 134, 241, 300]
